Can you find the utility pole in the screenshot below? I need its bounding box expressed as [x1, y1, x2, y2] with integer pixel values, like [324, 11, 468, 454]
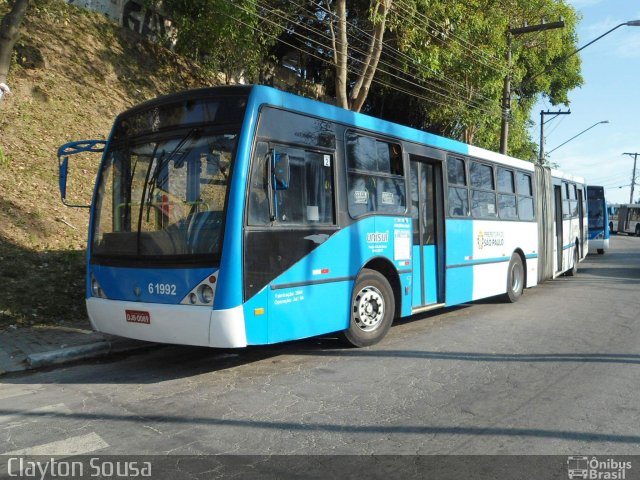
[623, 152, 639, 203]
[499, 20, 565, 155]
[539, 109, 570, 164]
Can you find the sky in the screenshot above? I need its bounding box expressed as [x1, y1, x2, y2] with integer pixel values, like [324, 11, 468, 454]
[529, 0, 640, 204]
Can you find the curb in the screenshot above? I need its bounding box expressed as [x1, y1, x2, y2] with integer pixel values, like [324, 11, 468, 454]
[27, 339, 157, 369]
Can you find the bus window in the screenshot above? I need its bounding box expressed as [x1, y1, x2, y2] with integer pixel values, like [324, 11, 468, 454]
[516, 172, 534, 220]
[447, 156, 468, 216]
[469, 161, 496, 218]
[250, 144, 335, 226]
[497, 168, 517, 219]
[345, 131, 406, 217]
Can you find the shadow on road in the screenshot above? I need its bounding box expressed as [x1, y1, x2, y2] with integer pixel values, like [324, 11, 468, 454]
[0, 406, 639, 444]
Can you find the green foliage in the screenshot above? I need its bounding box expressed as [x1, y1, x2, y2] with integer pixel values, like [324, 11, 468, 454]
[158, 0, 283, 84]
[364, 0, 583, 160]
[144, 0, 582, 159]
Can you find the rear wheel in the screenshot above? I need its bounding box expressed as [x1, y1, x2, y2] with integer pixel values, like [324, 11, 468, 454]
[341, 269, 395, 347]
[636, 225, 640, 237]
[566, 246, 578, 276]
[503, 253, 524, 303]
[597, 248, 604, 255]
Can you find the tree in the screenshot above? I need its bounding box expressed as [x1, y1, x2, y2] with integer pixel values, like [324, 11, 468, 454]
[328, 0, 392, 112]
[361, 0, 582, 160]
[159, 0, 284, 84]
[0, 0, 30, 86]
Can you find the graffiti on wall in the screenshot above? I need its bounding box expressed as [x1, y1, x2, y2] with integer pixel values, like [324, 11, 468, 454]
[66, 0, 174, 44]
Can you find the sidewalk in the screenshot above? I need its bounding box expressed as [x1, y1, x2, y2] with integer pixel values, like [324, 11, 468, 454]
[0, 321, 154, 376]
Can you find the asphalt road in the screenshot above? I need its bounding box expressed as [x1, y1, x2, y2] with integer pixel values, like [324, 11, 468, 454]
[1, 236, 639, 461]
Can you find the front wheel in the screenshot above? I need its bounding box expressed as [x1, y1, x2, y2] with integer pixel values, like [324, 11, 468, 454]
[502, 253, 524, 303]
[341, 269, 395, 347]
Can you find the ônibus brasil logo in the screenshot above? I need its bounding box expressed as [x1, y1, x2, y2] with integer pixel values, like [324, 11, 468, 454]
[567, 456, 632, 479]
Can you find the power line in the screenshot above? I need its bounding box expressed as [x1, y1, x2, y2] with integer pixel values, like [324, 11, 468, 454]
[217, 4, 490, 115]
[270, 1, 496, 110]
[234, 2, 500, 116]
[301, 0, 501, 108]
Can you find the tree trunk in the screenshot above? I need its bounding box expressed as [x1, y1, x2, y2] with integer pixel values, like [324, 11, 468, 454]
[331, 0, 391, 112]
[0, 0, 30, 85]
[349, 0, 391, 113]
[333, 0, 349, 109]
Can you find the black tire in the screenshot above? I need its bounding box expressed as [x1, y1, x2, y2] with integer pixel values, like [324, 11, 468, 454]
[341, 268, 395, 347]
[609, 222, 615, 234]
[597, 249, 604, 255]
[636, 225, 640, 237]
[566, 246, 578, 277]
[502, 253, 524, 303]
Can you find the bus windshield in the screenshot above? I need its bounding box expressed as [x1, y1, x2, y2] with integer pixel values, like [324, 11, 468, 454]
[91, 129, 238, 263]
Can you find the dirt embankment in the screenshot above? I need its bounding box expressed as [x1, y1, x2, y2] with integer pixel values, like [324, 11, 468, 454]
[0, 0, 217, 328]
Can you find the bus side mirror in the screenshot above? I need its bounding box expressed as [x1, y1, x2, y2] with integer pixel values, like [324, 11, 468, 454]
[57, 140, 106, 208]
[273, 152, 290, 191]
[59, 156, 68, 201]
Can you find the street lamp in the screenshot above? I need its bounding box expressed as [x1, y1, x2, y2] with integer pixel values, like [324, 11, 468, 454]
[499, 21, 565, 155]
[564, 21, 640, 63]
[546, 120, 609, 156]
[518, 20, 640, 159]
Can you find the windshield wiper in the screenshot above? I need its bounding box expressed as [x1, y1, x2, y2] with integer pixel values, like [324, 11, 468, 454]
[136, 128, 199, 254]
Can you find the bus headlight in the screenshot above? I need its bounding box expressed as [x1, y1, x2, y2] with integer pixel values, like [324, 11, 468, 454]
[180, 272, 218, 305]
[198, 285, 214, 304]
[91, 276, 106, 298]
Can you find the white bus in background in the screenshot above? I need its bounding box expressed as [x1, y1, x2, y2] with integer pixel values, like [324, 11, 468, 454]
[616, 204, 640, 236]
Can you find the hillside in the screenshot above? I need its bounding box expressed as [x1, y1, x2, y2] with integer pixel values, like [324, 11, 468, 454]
[0, 0, 218, 329]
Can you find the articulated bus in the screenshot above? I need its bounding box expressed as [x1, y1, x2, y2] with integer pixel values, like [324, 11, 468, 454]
[586, 185, 609, 254]
[57, 86, 587, 348]
[616, 204, 640, 236]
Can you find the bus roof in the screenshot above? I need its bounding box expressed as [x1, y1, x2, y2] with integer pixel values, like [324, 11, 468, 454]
[114, 84, 587, 180]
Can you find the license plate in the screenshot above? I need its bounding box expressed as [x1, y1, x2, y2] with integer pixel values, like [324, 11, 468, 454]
[125, 310, 150, 325]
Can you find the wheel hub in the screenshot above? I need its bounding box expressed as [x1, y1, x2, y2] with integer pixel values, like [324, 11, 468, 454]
[353, 286, 385, 332]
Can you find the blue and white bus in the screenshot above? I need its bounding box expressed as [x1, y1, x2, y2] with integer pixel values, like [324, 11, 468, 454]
[58, 85, 587, 347]
[586, 185, 609, 254]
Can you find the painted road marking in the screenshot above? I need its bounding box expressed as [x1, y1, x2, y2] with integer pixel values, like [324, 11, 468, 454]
[2, 432, 109, 456]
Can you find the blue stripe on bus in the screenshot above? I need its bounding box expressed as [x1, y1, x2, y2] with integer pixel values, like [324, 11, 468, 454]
[242, 216, 415, 344]
[411, 245, 423, 307]
[249, 85, 471, 161]
[86, 122, 117, 299]
[213, 90, 262, 310]
[444, 219, 474, 305]
[90, 265, 217, 304]
[446, 256, 510, 269]
[218, 85, 470, 313]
